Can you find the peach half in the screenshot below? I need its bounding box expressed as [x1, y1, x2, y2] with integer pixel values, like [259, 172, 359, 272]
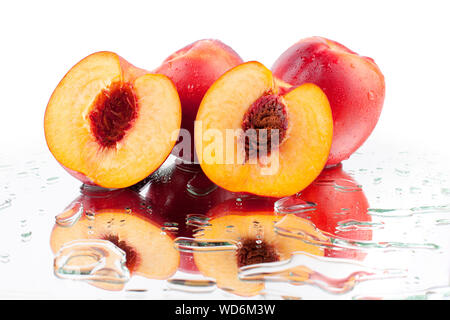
[195, 61, 333, 197]
[272, 37, 385, 165]
[192, 197, 328, 296]
[44, 52, 181, 188]
[50, 189, 180, 285]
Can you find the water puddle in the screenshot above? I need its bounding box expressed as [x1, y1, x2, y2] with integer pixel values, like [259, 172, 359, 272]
[368, 204, 450, 218]
[53, 239, 130, 291]
[186, 172, 218, 197]
[274, 196, 316, 214]
[186, 214, 211, 229]
[55, 202, 84, 227]
[2, 150, 449, 299]
[0, 198, 12, 211]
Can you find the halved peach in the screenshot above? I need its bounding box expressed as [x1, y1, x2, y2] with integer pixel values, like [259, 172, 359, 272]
[195, 61, 333, 197]
[44, 52, 181, 188]
[50, 188, 180, 287]
[192, 197, 328, 296]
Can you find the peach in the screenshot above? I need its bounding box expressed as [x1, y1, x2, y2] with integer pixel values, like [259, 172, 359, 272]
[195, 61, 333, 197]
[272, 37, 385, 165]
[44, 52, 181, 188]
[50, 188, 180, 289]
[154, 39, 243, 162]
[191, 196, 328, 296]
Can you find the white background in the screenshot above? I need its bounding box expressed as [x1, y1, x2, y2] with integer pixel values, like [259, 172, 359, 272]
[1, 0, 450, 159]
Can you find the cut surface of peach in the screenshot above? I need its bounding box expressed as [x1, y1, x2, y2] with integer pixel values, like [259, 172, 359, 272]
[44, 51, 181, 188]
[195, 61, 333, 197]
[193, 199, 328, 296]
[51, 209, 180, 280]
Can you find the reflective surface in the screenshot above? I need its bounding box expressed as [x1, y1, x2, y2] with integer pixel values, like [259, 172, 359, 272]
[1, 140, 450, 299]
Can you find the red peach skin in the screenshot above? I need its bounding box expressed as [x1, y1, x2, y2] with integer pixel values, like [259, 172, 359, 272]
[272, 37, 385, 165]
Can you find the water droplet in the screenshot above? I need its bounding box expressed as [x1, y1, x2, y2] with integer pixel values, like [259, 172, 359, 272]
[409, 187, 422, 194]
[186, 171, 218, 197]
[126, 288, 147, 293]
[336, 220, 384, 232]
[46, 176, 59, 185]
[85, 210, 95, 220]
[435, 219, 450, 226]
[0, 198, 12, 211]
[53, 239, 130, 290]
[368, 208, 407, 216]
[186, 214, 211, 229]
[333, 179, 363, 192]
[395, 168, 410, 177]
[373, 177, 383, 185]
[161, 222, 179, 233]
[55, 203, 84, 227]
[274, 196, 316, 214]
[410, 205, 450, 214]
[21, 231, 32, 242]
[276, 212, 438, 251]
[368, 90, 375, 101]
[314, 178, 362, 192]
[354, 285, 450, 300]
[174, 237, 238, 252]
[0, 252, 10, 263]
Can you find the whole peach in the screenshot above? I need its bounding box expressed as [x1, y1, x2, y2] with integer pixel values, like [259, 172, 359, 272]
[154, 39, 243, 162]
[272, 37, 385, 165]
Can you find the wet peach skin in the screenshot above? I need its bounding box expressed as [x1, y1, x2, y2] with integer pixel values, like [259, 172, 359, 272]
[272, 37, 385, 165]
[44, 52, 181, 189]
